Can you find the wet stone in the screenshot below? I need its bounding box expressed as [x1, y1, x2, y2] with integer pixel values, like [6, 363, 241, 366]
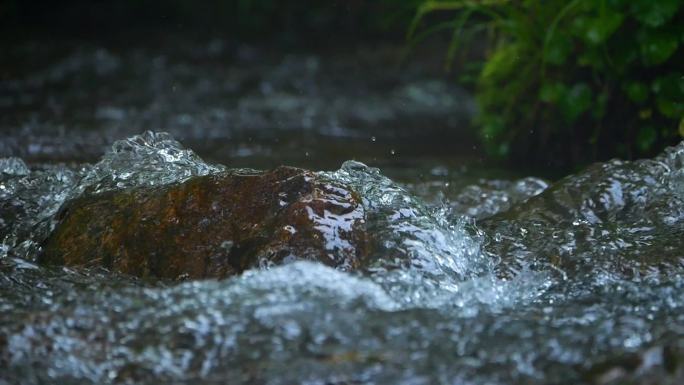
[482, 142, 684, 279]
[39, 166, 368, 280]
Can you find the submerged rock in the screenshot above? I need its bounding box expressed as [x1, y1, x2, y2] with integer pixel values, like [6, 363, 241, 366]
[483, 142, 684, 279]
[39, 166, 367, 280]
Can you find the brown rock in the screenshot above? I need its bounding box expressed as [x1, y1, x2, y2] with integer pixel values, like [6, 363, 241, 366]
[39, 166, 368, 280]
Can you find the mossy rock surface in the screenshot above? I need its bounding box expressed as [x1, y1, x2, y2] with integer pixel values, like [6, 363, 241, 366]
[39, 166, 368, 280]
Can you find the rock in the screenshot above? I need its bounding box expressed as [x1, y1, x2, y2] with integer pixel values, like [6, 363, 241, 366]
[481, 153, 684, 279]
[39, 166, 368, 280]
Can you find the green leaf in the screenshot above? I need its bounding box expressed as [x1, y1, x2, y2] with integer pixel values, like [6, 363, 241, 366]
[480, 116, 506, 140]
[495, 141, 510, 157]
[609, 35, 640, 72]
[652, 73, 684, 99]
[583, 12, 624, 45]
[481, 44, 521, 84]
[652, 74, 683, 118]
[571, 15, 590, 38]
[656, 98, 684, 118]
[539, 82, 567, 103]
[542, 0, 582, 72]
[625, 82, 649, 103]
[543, 34, 573, 65]
[636, 125, 657, 152]
[631, 0, 680, 28]
[638, 30, 679, 65]
[577, 48, 604, 68]
[560, 83, 593, 122]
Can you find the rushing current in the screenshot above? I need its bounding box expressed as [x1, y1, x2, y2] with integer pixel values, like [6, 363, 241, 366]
[1, 131, 683, 385]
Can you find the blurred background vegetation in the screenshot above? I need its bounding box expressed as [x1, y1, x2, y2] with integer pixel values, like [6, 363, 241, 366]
[2, 0, 682, 169]
[408, 0, 684, 167]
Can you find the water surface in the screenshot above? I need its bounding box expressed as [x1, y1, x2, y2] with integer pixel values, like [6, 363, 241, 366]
[1, 39, 683, 385]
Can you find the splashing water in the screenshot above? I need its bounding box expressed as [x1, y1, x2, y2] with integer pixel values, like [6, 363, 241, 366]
[483, 142, 684, 281]
[79, 131, 225, 195]
[1, 133, 684, 385]
[0, 131, 223, 260]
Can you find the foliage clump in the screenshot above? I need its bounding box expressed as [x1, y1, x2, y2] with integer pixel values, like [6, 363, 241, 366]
[410, 0, 684, 166]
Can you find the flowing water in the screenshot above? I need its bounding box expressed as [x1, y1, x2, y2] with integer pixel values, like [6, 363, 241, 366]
[1, 132, 683, 385]
[1, 40, 684, 385]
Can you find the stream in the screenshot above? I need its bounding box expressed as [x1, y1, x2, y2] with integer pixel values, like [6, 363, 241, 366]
[1, 39, 684, 385]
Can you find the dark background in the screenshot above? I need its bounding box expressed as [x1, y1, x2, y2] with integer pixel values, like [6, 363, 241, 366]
[1, 1, 419, 46]
[2, 0, 499, 177]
